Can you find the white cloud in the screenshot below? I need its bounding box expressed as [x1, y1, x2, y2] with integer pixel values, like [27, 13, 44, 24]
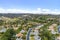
[0, 8, 60, 14]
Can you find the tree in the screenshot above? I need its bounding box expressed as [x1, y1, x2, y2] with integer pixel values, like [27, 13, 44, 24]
[0, 20, 4, 26]
[16, 26, 22, 33]
[39, 23, 55, 40]
[1, 28, 16, 40]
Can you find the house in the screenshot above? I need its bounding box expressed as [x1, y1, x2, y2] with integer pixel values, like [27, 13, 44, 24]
[16, 38, 22, 40]
[16, 33, 23, 38]
[20, 30, 25, 33]
[48, 24, 57, 34]
[0, 28, 6, 33]
[34, 36, 41, 40]
[0, 26, 6, 33]
[16, 33, 23, 40]
[56, 36, 60, 40]
[52, 24, 57, 27]
[48, 26, 54, 31]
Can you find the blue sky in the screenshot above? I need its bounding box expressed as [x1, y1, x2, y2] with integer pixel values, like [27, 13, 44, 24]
[0, 0, 60, 14]
[0, 0, 59, 9]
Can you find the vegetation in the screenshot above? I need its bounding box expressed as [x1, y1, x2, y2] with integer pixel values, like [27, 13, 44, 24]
[1, 28, 16, 40]
[0, 14, 59, 40]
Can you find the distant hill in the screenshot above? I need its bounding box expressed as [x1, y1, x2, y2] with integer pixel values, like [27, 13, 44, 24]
[0, 13, 60, 18]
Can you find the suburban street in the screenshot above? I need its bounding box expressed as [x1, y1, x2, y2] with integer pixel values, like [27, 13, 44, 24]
[26, 28, 32, 40]
[26, 25, 44, 40]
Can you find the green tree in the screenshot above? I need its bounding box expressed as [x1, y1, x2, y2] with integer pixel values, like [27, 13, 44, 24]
[16, 26, 22, 33]
[40, 23, 55, 40]
[1, 28, 16, 40]
[0, 20, 4, 26]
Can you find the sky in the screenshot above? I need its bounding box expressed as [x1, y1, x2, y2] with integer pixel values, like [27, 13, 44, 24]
[0, 0, 60, 14]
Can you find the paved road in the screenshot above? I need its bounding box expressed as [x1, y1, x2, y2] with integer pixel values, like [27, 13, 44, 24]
[26, 28, 32, 40]
[26, 25, 44, 40]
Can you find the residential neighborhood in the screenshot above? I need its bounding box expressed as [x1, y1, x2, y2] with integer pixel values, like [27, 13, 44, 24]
[0, 14, 60, 40]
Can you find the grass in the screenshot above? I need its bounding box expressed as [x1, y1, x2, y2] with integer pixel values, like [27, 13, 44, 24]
[30, 36, 34, 40]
